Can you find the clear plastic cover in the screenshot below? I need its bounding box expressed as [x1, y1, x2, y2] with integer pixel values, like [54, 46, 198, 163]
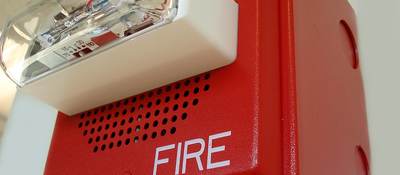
[0, 0, 178, 86]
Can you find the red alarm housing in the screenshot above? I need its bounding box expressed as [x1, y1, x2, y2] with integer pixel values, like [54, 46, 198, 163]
[45, 0, 370, 175]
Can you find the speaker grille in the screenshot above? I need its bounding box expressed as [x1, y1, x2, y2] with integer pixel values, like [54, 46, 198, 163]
[75, 73, 211, 153]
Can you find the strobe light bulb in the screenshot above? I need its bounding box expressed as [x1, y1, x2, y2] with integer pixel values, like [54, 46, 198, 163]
[0, 0, 178, 86]
[0, 0, 238, 115]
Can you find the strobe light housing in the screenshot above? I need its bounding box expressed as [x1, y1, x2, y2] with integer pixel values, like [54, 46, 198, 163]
[0, 0, 238, 115]
[1, 0, 178, 86]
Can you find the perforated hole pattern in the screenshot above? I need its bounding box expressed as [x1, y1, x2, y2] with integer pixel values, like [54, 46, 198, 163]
[76, 73, 212, 153]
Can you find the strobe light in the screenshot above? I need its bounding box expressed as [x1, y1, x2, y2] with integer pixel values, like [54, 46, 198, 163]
[0, 0, 238, 115]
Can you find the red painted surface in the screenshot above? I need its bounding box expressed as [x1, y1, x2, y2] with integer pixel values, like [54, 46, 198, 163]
[45, 0, 370, 175]
[91, 31, 119, 46]
[293, 0, 370, 174]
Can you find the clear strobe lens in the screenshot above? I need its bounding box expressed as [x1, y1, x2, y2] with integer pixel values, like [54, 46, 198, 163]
[0, 0, 178, 86]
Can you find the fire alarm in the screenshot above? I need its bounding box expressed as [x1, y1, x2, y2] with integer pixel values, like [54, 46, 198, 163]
[0, 0, 239, 115]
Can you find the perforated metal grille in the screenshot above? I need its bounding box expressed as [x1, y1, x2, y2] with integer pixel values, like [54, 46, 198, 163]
[76, 73, 211, 153]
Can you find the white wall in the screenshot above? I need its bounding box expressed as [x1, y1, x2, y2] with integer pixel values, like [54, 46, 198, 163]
[0, 73, 16, 120]
[0, 93, 57, 175]
[354, 1, 400, 175]
[0, 71, 17, 137]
